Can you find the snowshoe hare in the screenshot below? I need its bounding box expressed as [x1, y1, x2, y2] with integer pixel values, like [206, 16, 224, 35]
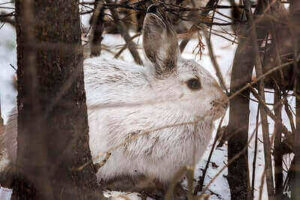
[1, 5, 228, 196]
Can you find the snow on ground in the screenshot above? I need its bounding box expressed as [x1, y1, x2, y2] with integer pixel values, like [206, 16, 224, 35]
[0, 23, 17, 123]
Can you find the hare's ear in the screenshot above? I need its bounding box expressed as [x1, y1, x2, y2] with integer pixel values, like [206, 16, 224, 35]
[143, 5, 179, 76]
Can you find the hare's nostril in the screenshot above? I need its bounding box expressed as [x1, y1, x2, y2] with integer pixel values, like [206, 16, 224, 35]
[212, 99, 228, 109]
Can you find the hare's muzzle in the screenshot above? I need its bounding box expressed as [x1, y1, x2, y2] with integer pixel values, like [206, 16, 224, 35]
[210, 93, 228, 120]
[212, 97, 228, 110]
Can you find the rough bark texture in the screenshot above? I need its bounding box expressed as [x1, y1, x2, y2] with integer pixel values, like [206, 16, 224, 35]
[13, 0, 101, 199]
[227, 33, 252, 200]
[294, 76, 300, 200]
[90, 0, 105, 57]
[291, 0, 300, 199]
[227, 1, 268, 199]
[273, 89, 283, 199]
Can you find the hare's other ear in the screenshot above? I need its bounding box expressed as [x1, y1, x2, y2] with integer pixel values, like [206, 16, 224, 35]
[143, 5, 179, 76]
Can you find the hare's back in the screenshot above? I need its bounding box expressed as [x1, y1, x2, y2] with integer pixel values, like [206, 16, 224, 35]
[84, 57, 152, 103]
[84, 57, 150, 86]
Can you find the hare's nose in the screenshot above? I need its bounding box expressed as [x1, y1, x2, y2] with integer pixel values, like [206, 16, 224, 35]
[211, 98, 228, 109]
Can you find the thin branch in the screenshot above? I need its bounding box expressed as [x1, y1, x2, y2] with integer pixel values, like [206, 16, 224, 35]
[193, 117, 224, 195]
[228, 60, 295, 101]
[201, 94, 285, 197]
[202, 26, 228, 93]
[114, 33, 141, 59]
[200, 117, 259, 196]
[248, 85, 291, 136]
[179, 0, 218, 52]
[283, 93, 296, 133]
[251, 106, 260, 198]
[273, 86, 284, 197]
[0, 11, 15, 26]
[244, 0, 275, 195]
[106, 0, 143, 65]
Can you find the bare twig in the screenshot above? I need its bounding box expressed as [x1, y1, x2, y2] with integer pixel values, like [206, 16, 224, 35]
[248, 14, 275, 192]
[201, 118, 259, 196]
[106, 0, 143, 65]
[179, 0, 218, 52]
[273, 86, 284, 197]
[0, 11, 15, 26]
[202, 26, 228, 93]
[114, 33, 141, 59]
[243, 0, 275, 195]
[228, 60, 295, 100]
[201, 95, 285, 197]
[193, 117, 224, 195]
[248, 85, 291, 136]
[283, 95, 296, 133]
[251, 106, 260, 198]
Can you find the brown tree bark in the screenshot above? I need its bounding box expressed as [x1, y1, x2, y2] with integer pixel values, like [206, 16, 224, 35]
[294, 73, 300, 200]
[227, 1, 268, 199]
[227, 31, 253, 200]
[291, 0, 300, 199]
[90, 0, 105, 57]
[273, 89, 283, 199]
[12, 0, 102, 199]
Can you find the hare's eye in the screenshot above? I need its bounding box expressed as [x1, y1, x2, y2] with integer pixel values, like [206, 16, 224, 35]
[187, 78, 201, 90]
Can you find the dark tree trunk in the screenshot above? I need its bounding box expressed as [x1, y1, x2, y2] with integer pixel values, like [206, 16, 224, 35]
[273, 89, 283, 198]
[291, 0, 300, 199]
[294, 77, 300, 200]
[227, 1, 268, 199]
[13, 0, 102, 199]
[90, 0, 105, 57]
[227, 33, 252, 200]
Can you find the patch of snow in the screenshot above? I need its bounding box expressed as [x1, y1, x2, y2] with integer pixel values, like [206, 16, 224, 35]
[0, 186, 12, 200]
[104, 191, 142, 200]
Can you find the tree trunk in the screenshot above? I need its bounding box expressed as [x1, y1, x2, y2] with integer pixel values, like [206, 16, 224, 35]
[291, 0, 300, 199]
[13, 0, 101, 199]
[227, 1, 268, 199]
[90, 0, 105, 57]
[273, 89, 283, 198]
[227, 33, 252, 200]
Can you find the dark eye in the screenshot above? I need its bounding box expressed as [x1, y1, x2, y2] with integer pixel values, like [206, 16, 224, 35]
[187, 78, 201, 90]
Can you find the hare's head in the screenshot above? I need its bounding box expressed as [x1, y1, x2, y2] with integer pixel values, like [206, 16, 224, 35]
[143, 5, 228, 121]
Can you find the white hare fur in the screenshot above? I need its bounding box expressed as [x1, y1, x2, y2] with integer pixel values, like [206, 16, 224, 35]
[1, 10, 227, 184]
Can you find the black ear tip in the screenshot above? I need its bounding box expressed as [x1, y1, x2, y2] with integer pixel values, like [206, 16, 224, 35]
[147, 4, 157, 13]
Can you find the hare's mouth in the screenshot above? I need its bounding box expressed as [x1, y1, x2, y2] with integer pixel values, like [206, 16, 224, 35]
[210, 99, 228, 120]
[211, 105, 227, 120]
